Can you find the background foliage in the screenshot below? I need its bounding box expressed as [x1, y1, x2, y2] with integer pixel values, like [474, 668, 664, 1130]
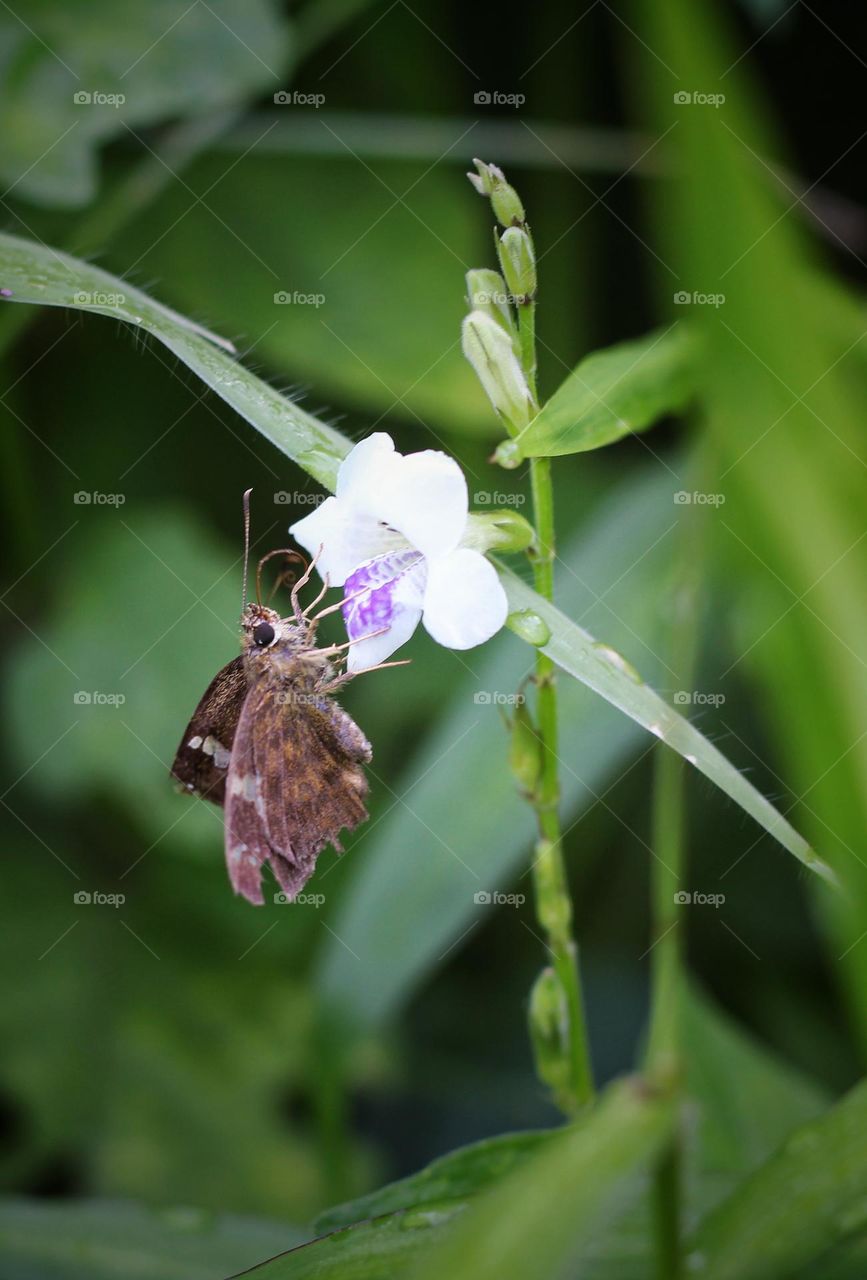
[1, 0, 865, 1275]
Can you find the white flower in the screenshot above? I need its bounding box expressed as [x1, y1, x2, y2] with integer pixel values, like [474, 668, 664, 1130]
[290, 433, 508, 672]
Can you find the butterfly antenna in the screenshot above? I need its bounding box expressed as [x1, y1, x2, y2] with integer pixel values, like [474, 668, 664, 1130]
[241, 488, 253, 611]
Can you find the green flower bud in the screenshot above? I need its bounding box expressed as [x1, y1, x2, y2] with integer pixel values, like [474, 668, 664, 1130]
[492, 438, 524, 469]
[509, 697, 542, 795]
[462, 309, 533, 431]
[464, 509, 534, 554]
[465, 268, 518, 350]
[497, 226, 536, 304]
[467, 158, 526, 228]
[528, 967, 573, 1109]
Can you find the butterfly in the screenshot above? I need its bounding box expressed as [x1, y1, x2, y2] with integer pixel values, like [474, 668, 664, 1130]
[170, 494, 402, 904]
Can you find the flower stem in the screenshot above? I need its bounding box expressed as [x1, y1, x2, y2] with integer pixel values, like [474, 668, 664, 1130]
[521, 289, 594, 1113]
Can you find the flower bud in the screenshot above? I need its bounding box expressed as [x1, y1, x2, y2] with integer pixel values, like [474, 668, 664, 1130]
[462, 309, 533, 431]
[464, 509, 534, 554]
[465, 268, 518, 349]
[467, 158, 526, 228]
[497, 227, 536, 303]
[528, 967, 573, 1110]
[509, 698, 542, 795]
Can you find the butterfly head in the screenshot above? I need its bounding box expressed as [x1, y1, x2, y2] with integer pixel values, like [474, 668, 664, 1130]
[241, 603, 309, 659]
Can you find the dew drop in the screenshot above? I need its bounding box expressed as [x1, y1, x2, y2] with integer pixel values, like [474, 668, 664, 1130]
[649, 723, 665, 739]
[507, 609, 550, 646]
[686, 753, 697, 766]
[591, 641, 642, 683]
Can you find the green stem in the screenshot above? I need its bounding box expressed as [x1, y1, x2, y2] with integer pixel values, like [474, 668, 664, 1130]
[520, 289, 594, 1113]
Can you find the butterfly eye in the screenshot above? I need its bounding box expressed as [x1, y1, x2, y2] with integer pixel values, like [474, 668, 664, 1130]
[252, 621, 276, 647]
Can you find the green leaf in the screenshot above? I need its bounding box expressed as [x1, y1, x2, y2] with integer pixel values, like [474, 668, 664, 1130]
[410, 1076, 673, 1280]
[0, 0, 290, 207]
[501, 568, 837, 887]
[315, 1130, 555, 1234]
[684, 985, 828, 1182]
[688, 1078, 867, 1280]
[243, 1077, 673, 1280]
[506, 325, 698, 462]
[0, 231, 349, 488]
[0, 1198, 306, 1280]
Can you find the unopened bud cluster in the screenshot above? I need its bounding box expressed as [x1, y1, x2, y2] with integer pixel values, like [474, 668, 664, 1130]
[462, 159, 538, 439]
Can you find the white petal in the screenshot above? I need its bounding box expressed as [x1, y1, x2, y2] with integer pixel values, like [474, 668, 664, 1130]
[336, 432, 395, 505]
[344, 552, 426, 672]
[421, 548, 508, 650]
[377, 449, 468, 559]
[291, 497, 403, 587]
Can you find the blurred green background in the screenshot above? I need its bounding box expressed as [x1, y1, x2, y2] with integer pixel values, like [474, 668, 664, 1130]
[1, 0, 865, 1266]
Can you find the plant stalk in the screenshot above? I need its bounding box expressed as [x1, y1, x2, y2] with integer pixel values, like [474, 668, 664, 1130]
[521, 290, 594, 1113]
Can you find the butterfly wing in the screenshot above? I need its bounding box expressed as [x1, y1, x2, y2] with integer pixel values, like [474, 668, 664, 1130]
[224, 681, 370, 905]
[170, 656, 248, 806]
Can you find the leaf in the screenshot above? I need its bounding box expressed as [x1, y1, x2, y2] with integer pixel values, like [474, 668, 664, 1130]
[315, 1130, 555, 1233]
[0, 1197, 306, 1280]
[507, 325, 698, 461]
[501, 568, 837, 887]
[410, 1076, 673, 1280]
[687, 1078, 867, 1280]
[0, 0, 289, 208]
[683, 984, 828, 1182]
[240, 1077, 673, 1280]
[0, 231, 349, 489]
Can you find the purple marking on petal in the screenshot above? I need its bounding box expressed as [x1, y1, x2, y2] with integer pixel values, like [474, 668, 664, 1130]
[343, 549, 424, 641]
